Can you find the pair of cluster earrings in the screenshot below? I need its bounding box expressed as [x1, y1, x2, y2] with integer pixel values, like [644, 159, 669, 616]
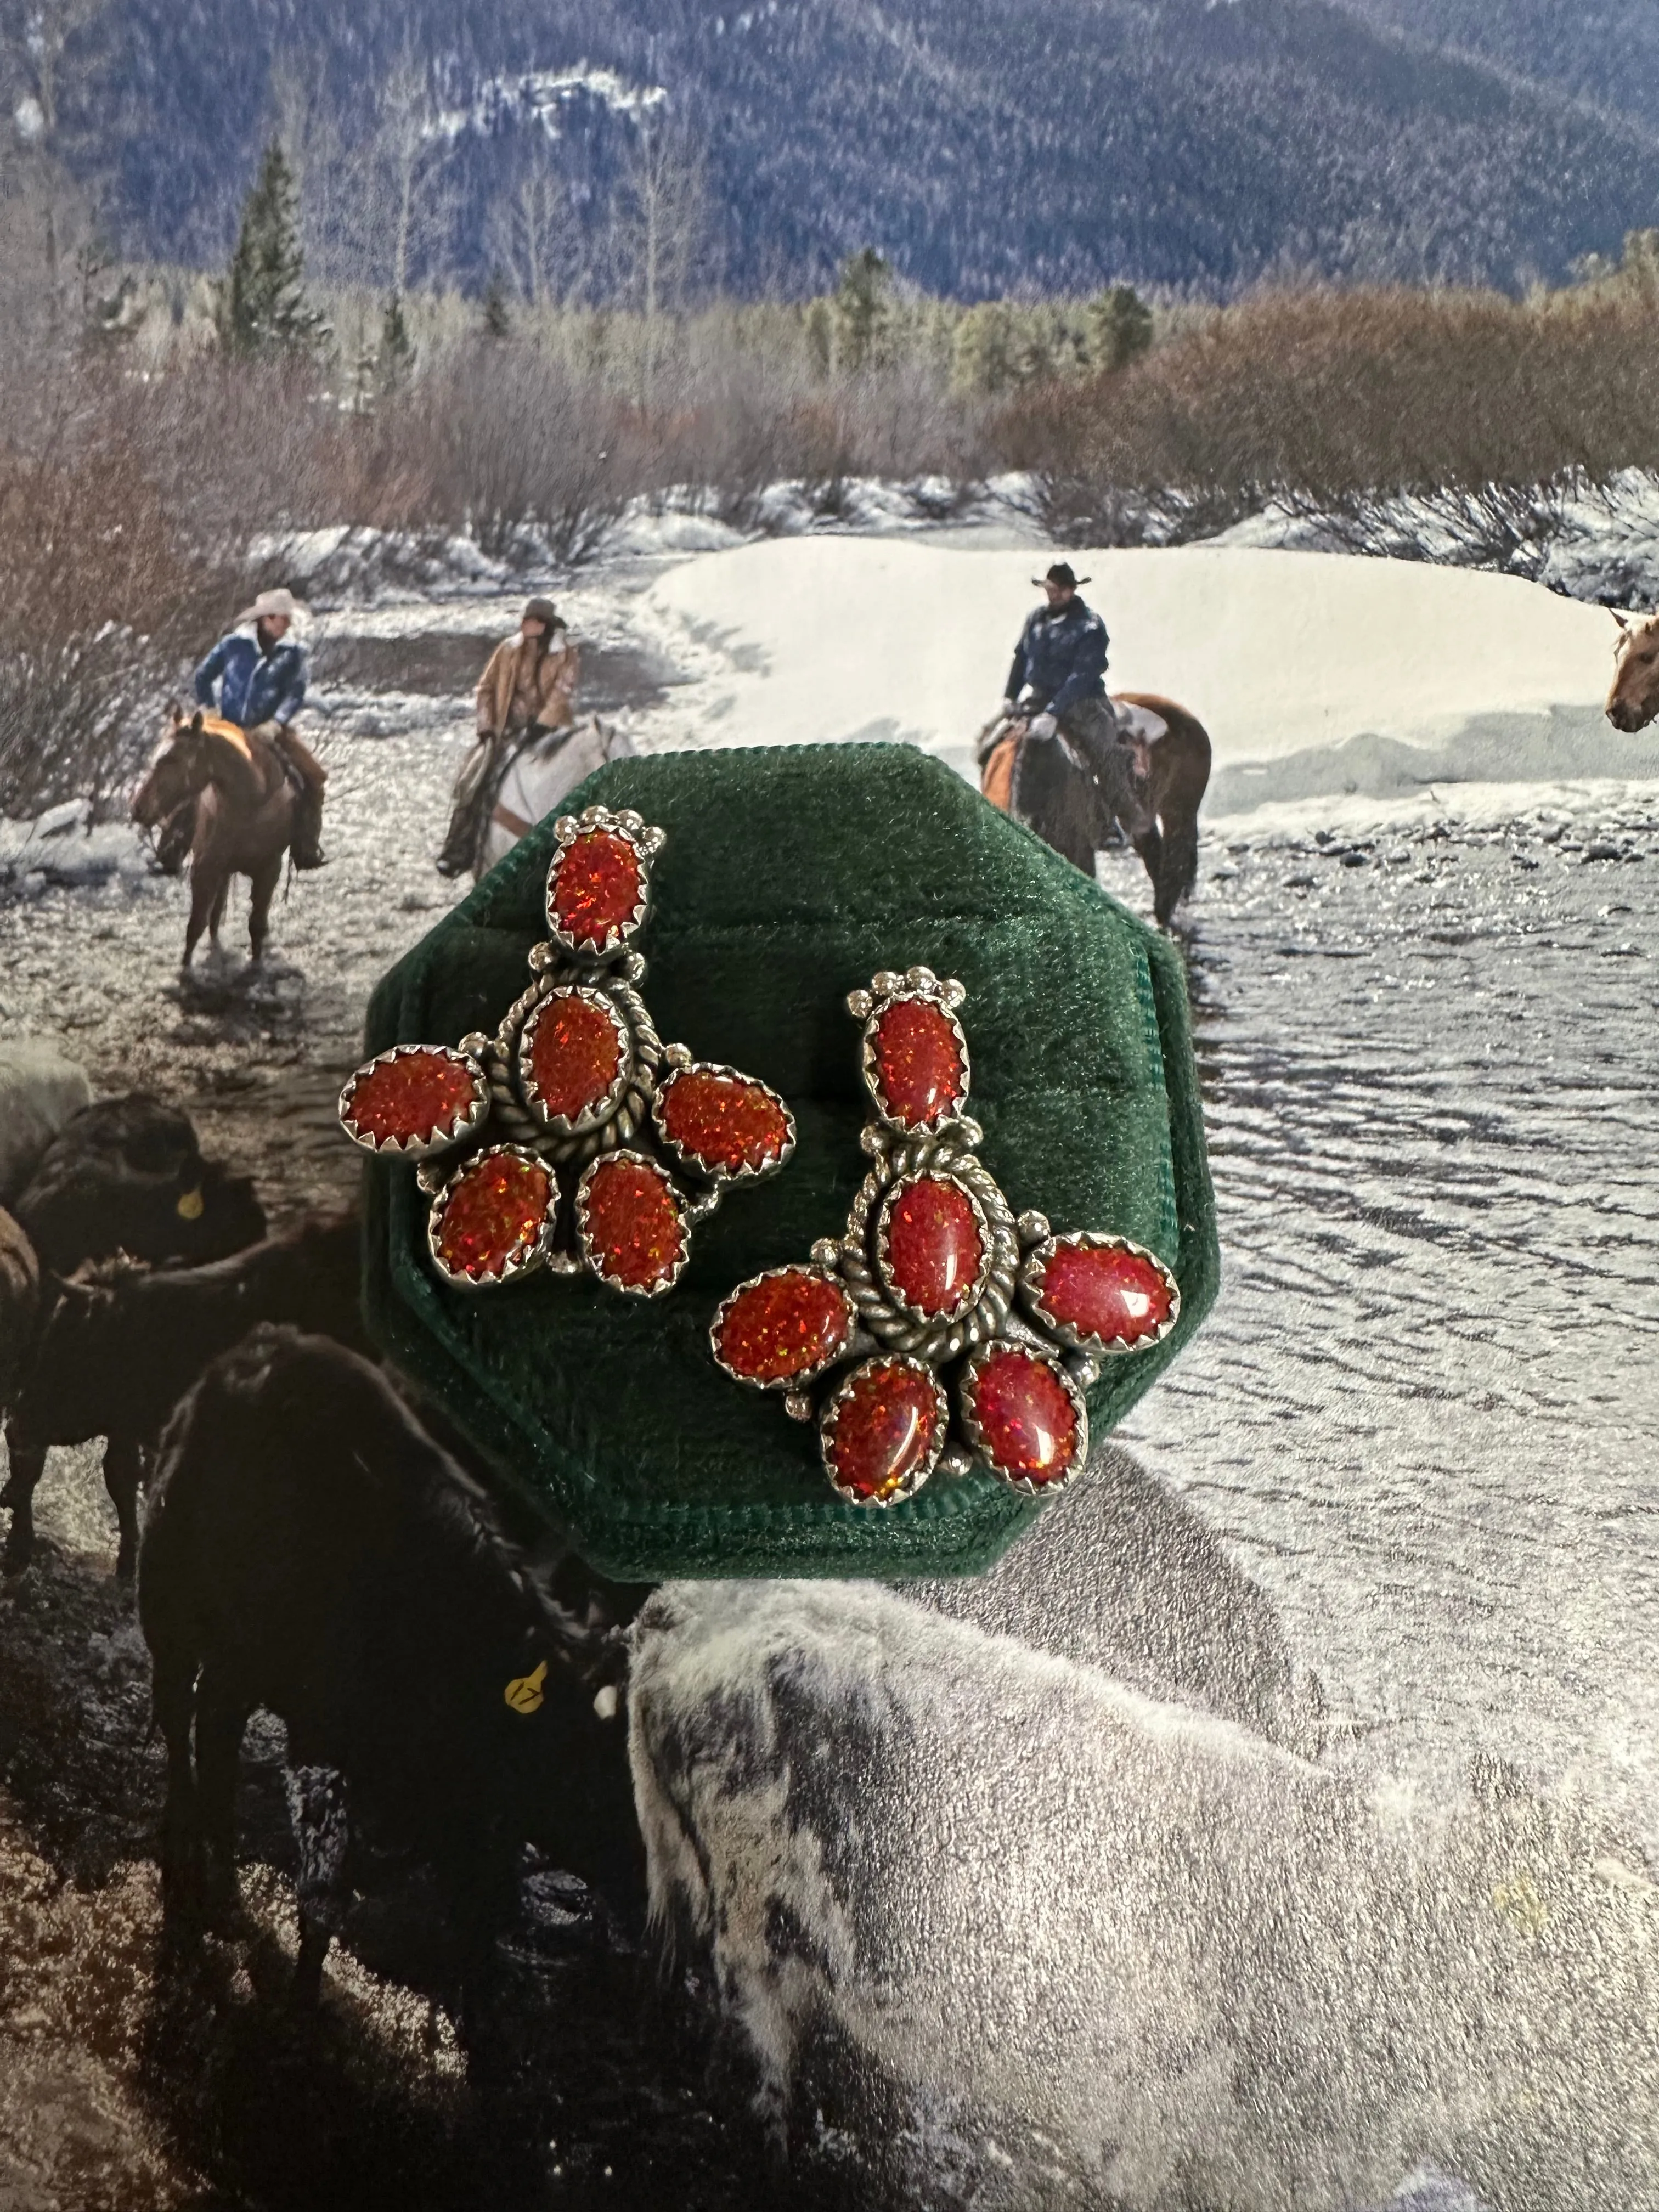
[340, 807, 1179, 1509]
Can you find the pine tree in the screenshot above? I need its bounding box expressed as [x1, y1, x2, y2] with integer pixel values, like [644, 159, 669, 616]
[215, 140, 329, 360]
[377, 291, 415, 392]
[481, 269, 513, 341]
[832, 249, 892, 374]
[1086, 286, 1154, 376]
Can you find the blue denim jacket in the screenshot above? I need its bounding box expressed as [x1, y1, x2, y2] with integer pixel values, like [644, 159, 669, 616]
[1005, 597, 1108, 719]
[193, 632, 309, 728]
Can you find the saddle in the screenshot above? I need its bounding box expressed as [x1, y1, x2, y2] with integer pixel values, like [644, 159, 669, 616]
[978, 710, 1153, 820]
[981, 730, 1020, 814]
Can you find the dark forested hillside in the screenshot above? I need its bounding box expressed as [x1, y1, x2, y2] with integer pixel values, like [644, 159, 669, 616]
[13, 0, 1659, 297]
[1338, 0, 1659, 128]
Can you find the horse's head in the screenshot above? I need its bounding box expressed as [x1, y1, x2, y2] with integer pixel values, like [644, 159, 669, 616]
[1606, 610, 1659, 734]
[131, 708, 211, 827]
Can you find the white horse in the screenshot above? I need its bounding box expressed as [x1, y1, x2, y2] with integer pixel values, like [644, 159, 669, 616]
[475, 719, 637, 878]
[1606, 608, 1659, 732]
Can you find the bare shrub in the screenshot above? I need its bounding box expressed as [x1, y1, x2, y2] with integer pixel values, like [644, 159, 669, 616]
[100, 356, 348, 555]
[0, 432, 228, 817]
[401, 347, 648, 565]
[1002, 286, 1659, 551]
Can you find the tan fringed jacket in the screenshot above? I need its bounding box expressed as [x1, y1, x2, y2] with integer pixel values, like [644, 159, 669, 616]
[475, 631, 580, 740]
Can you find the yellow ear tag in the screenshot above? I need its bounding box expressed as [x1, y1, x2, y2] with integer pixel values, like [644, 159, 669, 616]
[176, 1187, 205, 1221]
[504, 1660, 547, 1715]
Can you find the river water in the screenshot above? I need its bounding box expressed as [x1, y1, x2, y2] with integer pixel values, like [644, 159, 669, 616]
[1104, 787, 1659, 1853]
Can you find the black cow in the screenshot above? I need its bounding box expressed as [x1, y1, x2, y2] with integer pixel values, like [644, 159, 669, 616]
[139, 1326, 645, 2010]
[0, 1206, 40, 1414]
[12, 1093, 265, 1278]
[2, 1214, 364, 1577]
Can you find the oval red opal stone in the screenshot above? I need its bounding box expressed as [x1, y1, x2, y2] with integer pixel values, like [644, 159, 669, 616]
[970, 1350, 1079, 1483]
[871, 996, 966, 1127]
[715, 1268, 852, 1384]
[883, 1176, 984, 1316]
[549, 831, 642, 945]
[527, 993, 625, 1122]
[346, 1048, 476, 1148]
[582, 1156, 686, 1290]
[824, 1359, 944, 1504]
[1036, 1239, 1175, 1347]
[659, 1069, 791, 1175]
[432, 1150, 551, 1281]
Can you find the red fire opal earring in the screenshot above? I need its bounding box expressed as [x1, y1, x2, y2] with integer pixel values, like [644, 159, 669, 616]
[338, 806, 795, 1294]
[710, 966, 1180, 1505]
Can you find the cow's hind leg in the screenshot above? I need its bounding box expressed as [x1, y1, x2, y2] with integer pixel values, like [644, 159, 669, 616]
[283, 1763, 352, 2004]
[103, 1435, 143, 1584]
[1, 1430, 46, 1573]
[193, 1665, 251, 1926]
[151, 1641, 201, 1914]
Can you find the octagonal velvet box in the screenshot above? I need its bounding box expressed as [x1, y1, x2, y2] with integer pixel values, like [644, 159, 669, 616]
[359, 743, 1218, 1581]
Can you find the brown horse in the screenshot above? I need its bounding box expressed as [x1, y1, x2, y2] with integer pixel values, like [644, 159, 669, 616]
[981, 692, 1212, 925]
[1606, 610, 1659, 733]
[131, 710, 300, 964]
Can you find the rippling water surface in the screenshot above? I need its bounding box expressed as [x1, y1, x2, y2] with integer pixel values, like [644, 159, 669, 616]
[1104, 787, 1659, 1846]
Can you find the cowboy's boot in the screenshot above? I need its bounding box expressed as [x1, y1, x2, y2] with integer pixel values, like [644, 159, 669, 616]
[262, 724, 328, 867]
[290, 784, 328, 868]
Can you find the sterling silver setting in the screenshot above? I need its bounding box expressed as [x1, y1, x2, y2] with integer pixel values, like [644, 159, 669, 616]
[818, 1355, 950, 1509]
[337, 1042, 490, 1159]
[339, 806, 794, 1292]
[652, 1057, 799, 1184]
[712, 965, 1181, 1506]
[543, 808, 654, 957]
[855, 975, 972, 1133]
[573, 1148, 692, 1299]
[1019, 1229, 1182, 1355]
[956, 1341, 1091, 1500]
[708, 1265, 857, 1394]
[516, 987, 635, 1136]
[425, 1143, 559, 1291]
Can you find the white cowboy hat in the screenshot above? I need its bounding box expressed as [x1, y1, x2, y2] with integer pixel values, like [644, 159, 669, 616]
[235, 586, 308, 626]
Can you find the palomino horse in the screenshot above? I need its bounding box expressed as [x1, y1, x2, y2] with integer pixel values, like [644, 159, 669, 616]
[1606, 610, 1659, 732]
[474, 718, 637, 879]
[981, 693, 1212, 925]
[131, 711, 300, 963]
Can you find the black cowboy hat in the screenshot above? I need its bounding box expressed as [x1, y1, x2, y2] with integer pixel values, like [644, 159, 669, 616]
[1031, 561, 1091, 589]
[522, 596, 563, 630]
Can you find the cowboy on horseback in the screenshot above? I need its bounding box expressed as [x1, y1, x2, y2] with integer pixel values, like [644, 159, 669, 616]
[990, 562, 1148, 842]
[437, 596, 579, 879]
[191, 588, 328, 868]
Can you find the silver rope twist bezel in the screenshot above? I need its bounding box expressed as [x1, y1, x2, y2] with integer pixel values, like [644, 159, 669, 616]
[838, 1132, 1020, 1363]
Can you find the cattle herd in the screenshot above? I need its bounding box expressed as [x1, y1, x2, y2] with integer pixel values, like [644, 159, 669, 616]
[0, 1054, 646, 2033]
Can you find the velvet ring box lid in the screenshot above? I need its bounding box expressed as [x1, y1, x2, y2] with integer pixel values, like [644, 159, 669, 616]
[359, 743, 1218, 1581]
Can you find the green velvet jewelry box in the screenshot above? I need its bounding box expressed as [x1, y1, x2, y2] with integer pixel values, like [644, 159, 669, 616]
[359, 743, 1218, 1580]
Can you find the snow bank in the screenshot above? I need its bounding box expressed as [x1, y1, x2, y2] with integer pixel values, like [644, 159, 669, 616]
[0, 816, 154, 895]
[1212, 468, 1659, 613]
[246, 526, 520, 609]
[636, 540, 1643, 809]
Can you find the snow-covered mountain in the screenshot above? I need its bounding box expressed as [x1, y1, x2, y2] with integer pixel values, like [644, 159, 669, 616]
[30, 0, 1659, 295]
